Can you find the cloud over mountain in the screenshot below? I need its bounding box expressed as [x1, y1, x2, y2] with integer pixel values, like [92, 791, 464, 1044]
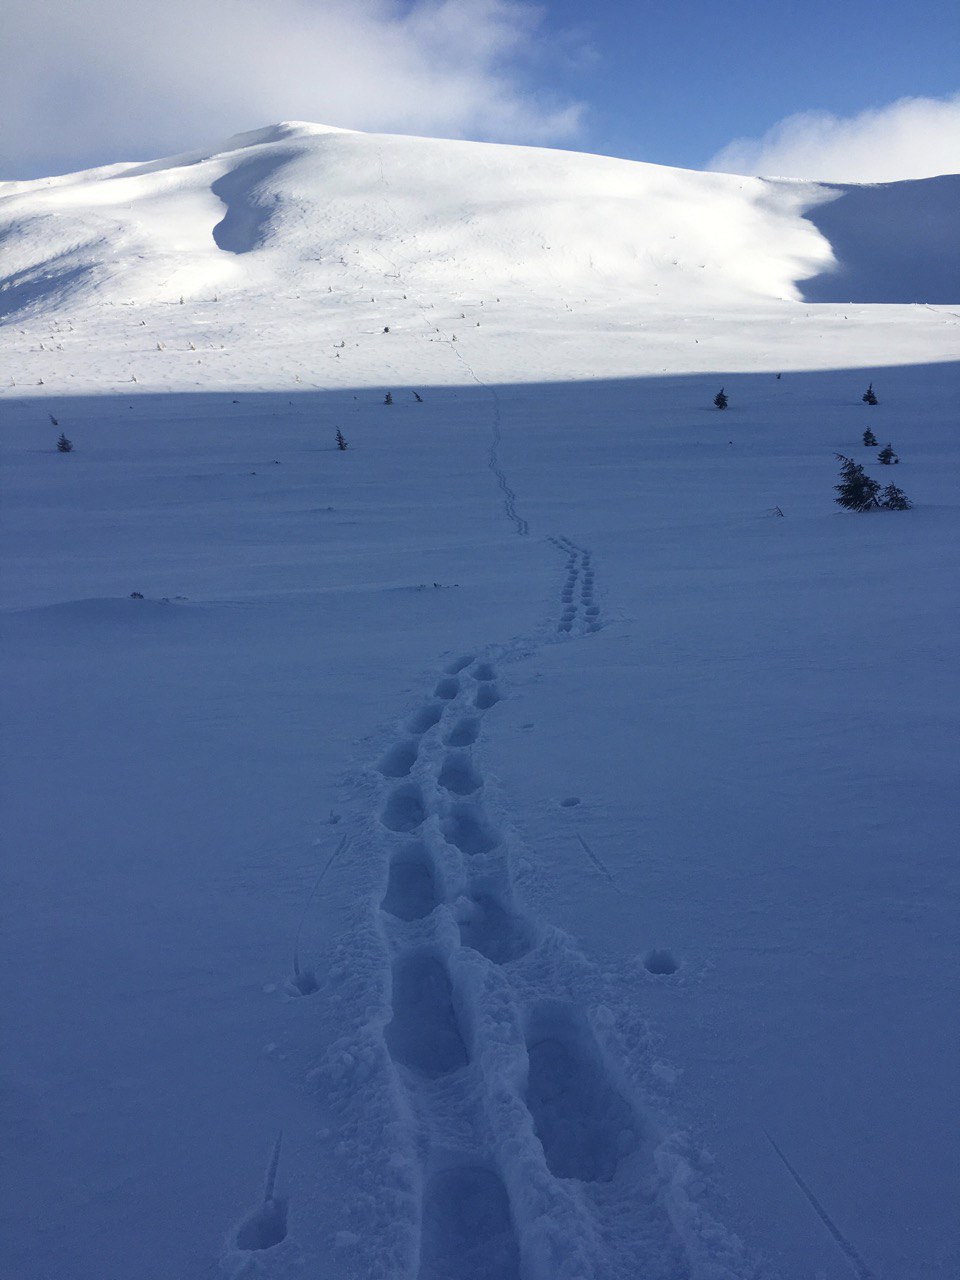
[2, 0, 583, 177]
[709, 93, 960, 182]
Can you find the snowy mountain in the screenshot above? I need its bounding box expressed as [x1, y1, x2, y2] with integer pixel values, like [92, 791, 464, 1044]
[2, 121, 958, 324]
[2, 126, 958, 1280]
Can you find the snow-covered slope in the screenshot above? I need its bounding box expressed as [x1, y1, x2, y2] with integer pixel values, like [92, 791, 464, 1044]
[2, 121, 957, 323]
[2, 123, 956, 399]
[800, 173, 960, 303]
[0, 121, 828, 311]
[1, 126, 958, 1280]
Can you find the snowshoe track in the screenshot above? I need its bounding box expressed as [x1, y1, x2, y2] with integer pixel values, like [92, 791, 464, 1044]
[227, 525, 760, 1279]
[549, 536, 603, 636]
[315, 637, 721, 1280]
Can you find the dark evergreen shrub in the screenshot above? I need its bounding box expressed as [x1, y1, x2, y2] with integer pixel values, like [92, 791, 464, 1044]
[834, 454, 881, 511]
[880, 483, 911, 510]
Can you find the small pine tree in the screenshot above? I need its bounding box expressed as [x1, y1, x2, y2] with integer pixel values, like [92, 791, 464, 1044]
[384, 392, 393, 405]
[336, 429, 348, 451]
[880, 482, 911, 510]
[834, 453, 881, 511]
[56, 432, 73, 452]
[863, 428, 878, 447]
[877, 443, 899, 465]
[714, 388, 728, 410]
[862, 383, 878, 405]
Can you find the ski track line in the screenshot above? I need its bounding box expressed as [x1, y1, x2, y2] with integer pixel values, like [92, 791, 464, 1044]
[764, 1130, 876, 1280]
[575, 833, 616, 885]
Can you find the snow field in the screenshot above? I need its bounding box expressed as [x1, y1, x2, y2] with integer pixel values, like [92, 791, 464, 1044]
[3, 358, 959, 1280]
[2, 122, 959, 1280]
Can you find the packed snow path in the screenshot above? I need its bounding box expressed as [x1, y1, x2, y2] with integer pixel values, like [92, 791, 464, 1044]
[226, 598, 723, 1280]
[214, 396, 716, 1277]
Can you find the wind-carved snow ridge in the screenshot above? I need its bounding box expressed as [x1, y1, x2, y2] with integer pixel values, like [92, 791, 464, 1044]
[296, 615, 759, 1279]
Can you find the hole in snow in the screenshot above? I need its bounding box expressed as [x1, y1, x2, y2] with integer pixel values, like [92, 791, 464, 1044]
[381, 784, 427, 833]
[234, 1198, 288, 1252]
[438, 752, 483, 796]
[525, 1002, 638, 1182]
[378, 738, 419, 779]
[442, 804, 501, 856]
[445, 654, 476, 674]
[445, 716, 480, 747]
[457, 891, 533, 964]
[474, 683, 499, 710]
[385, 952, 468, 1078]
[407, 703, 443, 735]
[381, 843, 439, 921]
[643, 949, 678, 976]
[418, 1165, 519, 1280]
[288, 968, 319, 997]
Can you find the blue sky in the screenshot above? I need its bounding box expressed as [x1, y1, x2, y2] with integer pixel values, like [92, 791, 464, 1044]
[2, 0, 959, 180]
[538, 0, 960, 170]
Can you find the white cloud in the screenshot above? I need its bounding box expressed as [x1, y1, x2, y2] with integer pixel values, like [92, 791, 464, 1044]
[2, 0, 584, 176]
[709, 95, 960, 183]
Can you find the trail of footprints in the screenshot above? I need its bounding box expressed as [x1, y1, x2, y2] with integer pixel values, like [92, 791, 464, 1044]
[549, 536, 602, 636]
[486, 391, 529, 537]
[373, 649, 673, 1279]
